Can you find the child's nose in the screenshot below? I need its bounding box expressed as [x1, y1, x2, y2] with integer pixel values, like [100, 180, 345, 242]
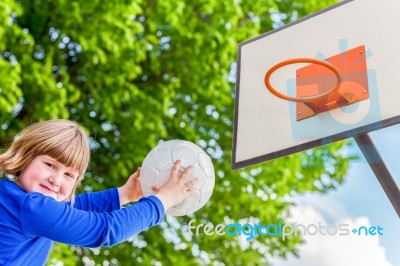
[49, 173, 62, 186]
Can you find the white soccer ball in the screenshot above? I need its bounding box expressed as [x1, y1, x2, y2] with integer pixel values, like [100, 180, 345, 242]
[140, 139, 215, 216]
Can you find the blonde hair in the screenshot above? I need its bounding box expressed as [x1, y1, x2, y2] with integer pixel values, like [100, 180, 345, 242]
[0, 119, 91, 202]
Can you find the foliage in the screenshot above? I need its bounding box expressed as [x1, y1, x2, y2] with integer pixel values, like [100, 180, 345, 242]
[0, 0, 347, 265]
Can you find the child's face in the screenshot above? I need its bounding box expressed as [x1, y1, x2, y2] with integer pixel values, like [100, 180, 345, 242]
[18, 155, 79, 201]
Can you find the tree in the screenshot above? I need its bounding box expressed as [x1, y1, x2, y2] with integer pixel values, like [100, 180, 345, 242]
[0, 0, 347, 265]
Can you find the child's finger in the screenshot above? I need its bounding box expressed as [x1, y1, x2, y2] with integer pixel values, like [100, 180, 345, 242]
[185, 178, 198, 188]
[134, 167, 141, 179]
[130, 167, 141, 179]
[179, 165, 194, 180]
[130, 172, 139, 179]
[170, 160, 181, 178]
[151, 185, 160, 192]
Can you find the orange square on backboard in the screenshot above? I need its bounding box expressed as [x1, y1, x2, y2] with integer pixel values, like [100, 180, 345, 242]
[296, 45, 369, 120]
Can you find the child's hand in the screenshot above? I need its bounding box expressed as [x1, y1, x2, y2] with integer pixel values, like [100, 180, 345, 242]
[118, 168, 144, 205]
[155, 160, 198, 211]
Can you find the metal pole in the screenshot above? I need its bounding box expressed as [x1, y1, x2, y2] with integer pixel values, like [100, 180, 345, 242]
[354, 133, 400, 218]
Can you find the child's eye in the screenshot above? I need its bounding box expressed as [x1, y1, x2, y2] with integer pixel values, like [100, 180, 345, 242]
[65, 173, 75, 179]
[45, 163, 55, 169]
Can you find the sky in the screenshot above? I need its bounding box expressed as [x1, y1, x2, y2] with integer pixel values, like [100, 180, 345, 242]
[272, 124, 400, 266]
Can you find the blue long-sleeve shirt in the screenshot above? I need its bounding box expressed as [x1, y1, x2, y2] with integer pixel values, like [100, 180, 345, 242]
[0, 179, 165, 265]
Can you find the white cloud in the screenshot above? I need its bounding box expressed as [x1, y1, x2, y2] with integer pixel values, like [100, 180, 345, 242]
[293, 193, 350, 222]
[272, 204, 392, 266]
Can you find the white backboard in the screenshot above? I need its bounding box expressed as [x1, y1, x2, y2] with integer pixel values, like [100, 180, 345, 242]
[232, 0, 400, 169]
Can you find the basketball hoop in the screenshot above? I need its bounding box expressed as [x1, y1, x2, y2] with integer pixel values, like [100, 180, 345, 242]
[264, 58, 342, 103]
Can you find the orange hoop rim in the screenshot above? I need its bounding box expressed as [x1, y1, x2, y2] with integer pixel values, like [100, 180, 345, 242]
[264, 58, 342, 103]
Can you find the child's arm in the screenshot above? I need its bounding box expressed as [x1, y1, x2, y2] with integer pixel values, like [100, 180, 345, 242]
[20, 193, 164, 247]
[73, 188, 120, 212]
[18, 160, 196, 247]
[73, 168, 143, 212]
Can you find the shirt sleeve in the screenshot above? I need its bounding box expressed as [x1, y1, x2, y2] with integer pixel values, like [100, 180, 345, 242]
[20, 193, 165, 247]
[73, 188, 120, 212]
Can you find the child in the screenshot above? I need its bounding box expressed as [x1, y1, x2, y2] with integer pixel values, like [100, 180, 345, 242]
[0, 119, 197, 265]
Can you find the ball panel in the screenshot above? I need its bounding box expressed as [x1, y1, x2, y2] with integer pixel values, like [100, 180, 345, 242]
[190, 166, 207, 190]
[198, 152, 215, 179]
[171, 146, 199, 168]
[187, 201, 206, 214]
[158, 139, 184, 150]
[166, 207, 187, 216]
[158, 164, 175, 186]
[150, 150, 173, 170]
[174, 189, 200, 210]
[199, 177, 215, 203]
[141, 147, 157, 169]
[140, 165, 159, 197]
